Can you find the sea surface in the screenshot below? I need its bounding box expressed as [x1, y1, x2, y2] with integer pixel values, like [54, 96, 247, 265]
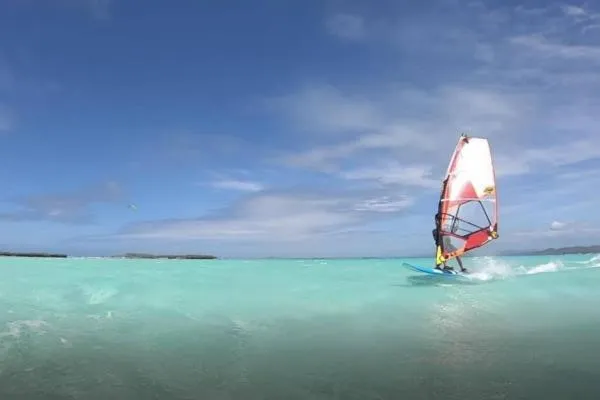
[0, 254, 599, 399]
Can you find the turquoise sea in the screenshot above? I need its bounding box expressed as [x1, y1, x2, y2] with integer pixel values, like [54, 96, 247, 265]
[0, 254, 599, 399]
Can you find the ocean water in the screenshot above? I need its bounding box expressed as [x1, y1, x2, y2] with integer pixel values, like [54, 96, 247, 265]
[0, 255, 599, 399]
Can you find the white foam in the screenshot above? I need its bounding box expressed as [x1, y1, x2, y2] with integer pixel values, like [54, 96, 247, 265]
[0, 319, 49, 339]
[583, 254, 600, 266]
[466, 256, 517, 281]
[81, 286, 118, 305]
[525, 261, 563, 275]
[464, 256, 600, 281]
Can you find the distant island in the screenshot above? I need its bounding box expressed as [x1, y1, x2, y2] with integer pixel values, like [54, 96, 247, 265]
[499, 245, 600, 256]
[520, 245, 600, 256]
[0, 251, 67, 258]
[113, 253, 218, 260]
[0, 251, 217, 260]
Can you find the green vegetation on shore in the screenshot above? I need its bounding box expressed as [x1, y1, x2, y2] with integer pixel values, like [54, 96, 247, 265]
[524, 245, 600, 256]
[0, 251, 67, 258]
[499, 245, 600, 256]
[0, 251, 217, 259]
[114, 253, 218, 260]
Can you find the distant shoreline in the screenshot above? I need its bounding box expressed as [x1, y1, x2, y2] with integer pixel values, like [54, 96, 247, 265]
[500, 245, 600, 256]
[0, 251, 218, 260]
[0, 251, 68, 258]
[0, 245, 598, 260]
[113, 253, 218, 260]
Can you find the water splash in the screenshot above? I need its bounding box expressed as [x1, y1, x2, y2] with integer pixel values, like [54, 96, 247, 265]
[466, 254, 600, 282]
[0, 319, 49, 339]
[466, 256, 517, 281]
[579, 254, 600, 266]
[525, 261, 563, 275]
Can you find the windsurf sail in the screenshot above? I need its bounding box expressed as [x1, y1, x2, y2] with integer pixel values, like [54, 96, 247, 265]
[434, 134, 498, 266]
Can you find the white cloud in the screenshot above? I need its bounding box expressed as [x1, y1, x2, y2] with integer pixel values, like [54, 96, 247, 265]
[561, 5, 587, 17]
[326, 14, 366, 41]
[269, 2, 600, 188]
[525, 138, 600, 166]
[280, 124, 438, 171]
[550, 220, 568, 231]
[559, 3, 600, 32]
[341, 162, 438, 188]
[492, 155, 531, 177]
[117, 191, 414, 242]
[211, 179, 264, 192]
[266, 84, 382, 134]
[510, 34, 600, 61]
[0, 181, 124, 224]
[495, 137, 600, 176]
[500, 164, 600, 221]
[513, 221, 600, 239]
[353, 196, 413, 212]
[275, 84, 534, 177]
[556, 168, 600, 181]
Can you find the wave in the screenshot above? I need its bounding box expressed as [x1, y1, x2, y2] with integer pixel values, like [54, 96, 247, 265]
[463, 254, 600, 282]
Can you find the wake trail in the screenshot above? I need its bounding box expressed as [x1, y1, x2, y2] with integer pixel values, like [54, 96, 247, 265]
[464, 254, 600, 282]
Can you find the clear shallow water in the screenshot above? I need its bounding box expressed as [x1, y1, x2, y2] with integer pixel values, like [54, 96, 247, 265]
[0, 255, 599, 399]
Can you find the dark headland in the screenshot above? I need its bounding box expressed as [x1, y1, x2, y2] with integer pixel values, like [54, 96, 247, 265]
[0, 251, 68, 258]
[0, 251, 217, 259]
[500, 245, 600, 256]
[113, 253, 218, 260]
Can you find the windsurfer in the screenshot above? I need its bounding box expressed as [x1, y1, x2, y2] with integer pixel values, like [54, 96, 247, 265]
[432, 216, 467, 273]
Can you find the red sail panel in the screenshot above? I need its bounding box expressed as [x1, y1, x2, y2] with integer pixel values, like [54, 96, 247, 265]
[435, 135, 498, 266]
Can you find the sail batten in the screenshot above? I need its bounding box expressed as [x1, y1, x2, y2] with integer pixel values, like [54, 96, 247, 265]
[434, 134, 499, 266]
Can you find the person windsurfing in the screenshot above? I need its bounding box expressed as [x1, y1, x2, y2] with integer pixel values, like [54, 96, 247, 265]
[432, 213, 467, 273]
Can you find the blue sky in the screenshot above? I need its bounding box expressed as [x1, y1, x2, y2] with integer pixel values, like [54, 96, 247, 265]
[1, 0, 600, 257]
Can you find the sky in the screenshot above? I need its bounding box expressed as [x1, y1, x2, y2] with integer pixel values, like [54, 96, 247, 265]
[1, 0, 600, 258]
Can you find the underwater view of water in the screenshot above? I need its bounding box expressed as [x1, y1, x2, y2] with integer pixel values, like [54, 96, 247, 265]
[0, 254, 599, 399]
